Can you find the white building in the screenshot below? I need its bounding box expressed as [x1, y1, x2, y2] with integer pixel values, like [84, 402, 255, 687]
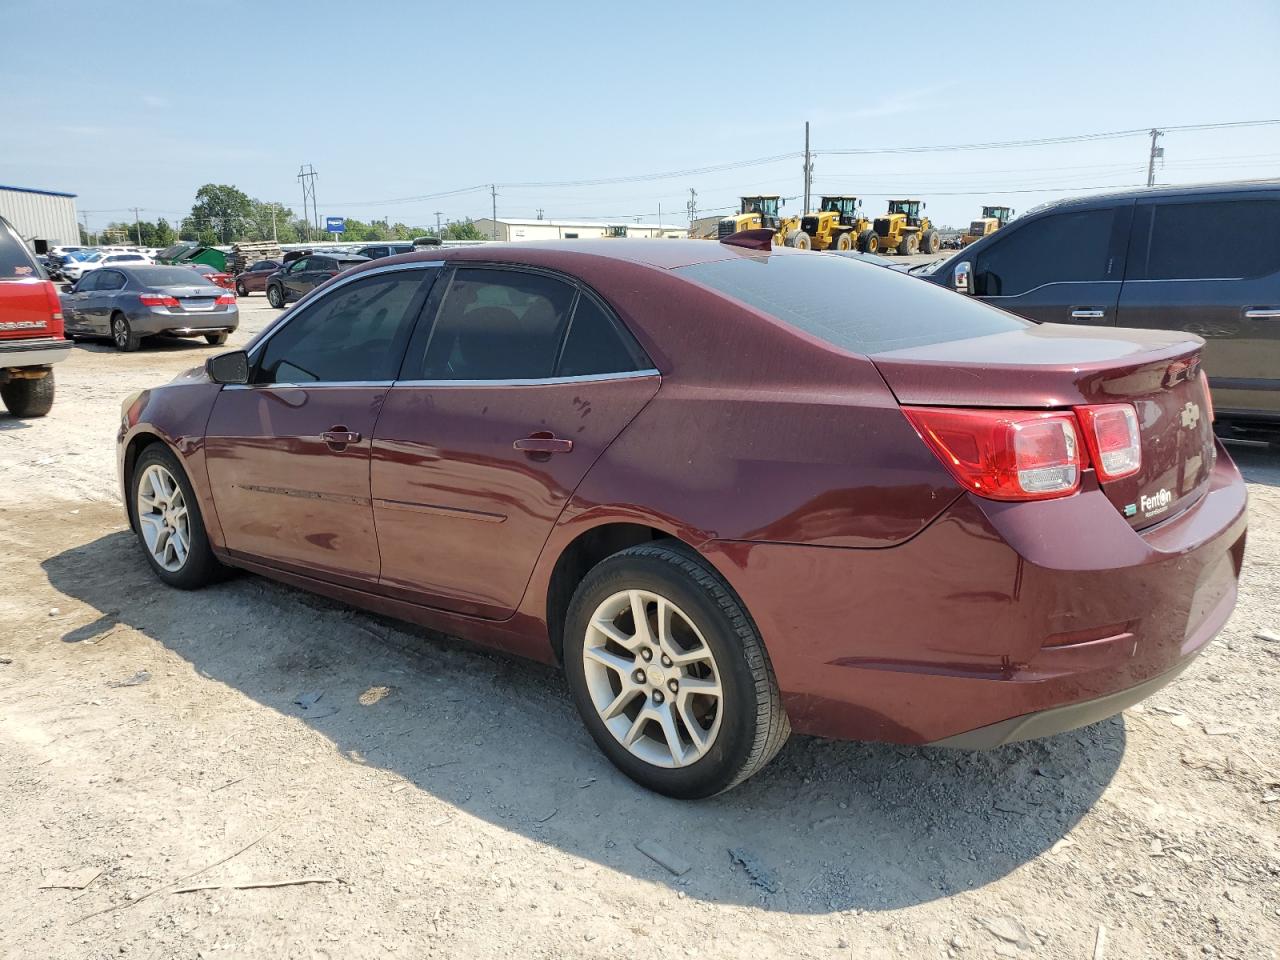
[473, 218, 688, 242]
[0, 185, 80, 250]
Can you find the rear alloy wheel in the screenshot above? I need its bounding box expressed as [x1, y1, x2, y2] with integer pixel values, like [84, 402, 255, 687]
[564, 543, 789, 798]
[204, 332, 229, 346]
[267, 285, 284, 309]
[112, 313, 141, 352]
[834, 231, 854, 251]
[0, 371, 55, 417]
[131, 445, 226, 589]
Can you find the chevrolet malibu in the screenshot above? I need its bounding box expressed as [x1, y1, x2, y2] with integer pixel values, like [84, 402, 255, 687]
[117, 237, 1247, 798]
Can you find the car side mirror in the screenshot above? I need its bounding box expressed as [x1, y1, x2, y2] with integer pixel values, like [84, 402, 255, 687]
[954, 261, 973, 295]
[206, 350, 249, 385]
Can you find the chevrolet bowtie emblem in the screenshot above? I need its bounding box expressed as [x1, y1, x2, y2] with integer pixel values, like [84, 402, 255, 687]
[1180, 401, 1201, 430]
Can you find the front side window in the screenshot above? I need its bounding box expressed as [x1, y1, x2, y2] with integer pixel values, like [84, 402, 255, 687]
[1132, 198, 1280, 281]
[255, 270, 431, 384]
[288, 258, 310, 273]
[974, 208, 1117, 296]
[414, 268, 575, 380]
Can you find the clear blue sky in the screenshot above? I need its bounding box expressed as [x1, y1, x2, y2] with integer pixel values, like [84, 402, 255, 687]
[4, 0, 1278, 231]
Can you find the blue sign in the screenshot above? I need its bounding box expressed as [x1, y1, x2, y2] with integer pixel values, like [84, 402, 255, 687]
[325, 217, 345, 234]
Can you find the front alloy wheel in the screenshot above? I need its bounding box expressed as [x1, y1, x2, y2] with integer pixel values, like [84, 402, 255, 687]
[135, 463, 191, 572]
[582, 589, 724, 768]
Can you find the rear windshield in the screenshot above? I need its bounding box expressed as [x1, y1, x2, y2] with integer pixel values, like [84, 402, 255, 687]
[0, 220, 41, 280]
[131, 266, 217, 286]
[677, 252, 1027, 354]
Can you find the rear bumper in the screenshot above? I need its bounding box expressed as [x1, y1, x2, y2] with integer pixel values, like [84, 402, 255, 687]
[700, 443, 1248, 745]
[0, 337, 72, 369]
[129, 307, 239, 336]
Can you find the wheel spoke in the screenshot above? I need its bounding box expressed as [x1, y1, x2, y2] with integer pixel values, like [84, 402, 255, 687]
[622, 708, 650, 747]
[583, 644, 635, 678]
[600, 685, 640, 721]
[590, 617, 642, 653]
[654, 702, 686, 766]
[666, 642, 712, 668]
[678, 676, 721, 698]
[676, 698, 710, 757]
[137, 513, 164, 552]
[628, 590, 652, 645]
[170, 529, 188, 564]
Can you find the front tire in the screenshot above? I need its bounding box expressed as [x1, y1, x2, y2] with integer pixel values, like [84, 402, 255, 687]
[791, 231, 811, 250]
[0, 371, 55, 417]
[920, 229, 939, 254]
[563, 543, 789, 799]
[130, 444, 226, 589]
[833, 231, 853, 251]
[267, 284, 284, 309]
[112, 313, 141, 352]
[897, 232, 919, 256]
[859, 229, 879, 254]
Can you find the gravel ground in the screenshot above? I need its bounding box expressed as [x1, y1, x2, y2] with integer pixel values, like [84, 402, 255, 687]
[1, 295, 1278, 959]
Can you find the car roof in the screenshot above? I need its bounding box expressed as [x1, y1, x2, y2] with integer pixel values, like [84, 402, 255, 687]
[1029, 178, 1280, 214]
[375, 238, 795, 272]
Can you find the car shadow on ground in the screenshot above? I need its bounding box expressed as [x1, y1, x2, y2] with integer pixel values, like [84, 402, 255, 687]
[73, 336, 218, 354]
[44, 527, 1123, 914]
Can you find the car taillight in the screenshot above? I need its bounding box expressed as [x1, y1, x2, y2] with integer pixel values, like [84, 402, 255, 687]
[1199, 370, 1215, 423]
[903, 407, 1084, 501]
[41, 280, 64, 330]
[1074, 403, 1141, 481]
[139, 294, 180, 307]
[215, 293, 236, 305]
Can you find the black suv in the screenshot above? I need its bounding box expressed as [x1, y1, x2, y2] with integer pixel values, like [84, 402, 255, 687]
[354, 242, 414, 261]
[926, 181, 1280, 441]
[265, 253, 370, 308]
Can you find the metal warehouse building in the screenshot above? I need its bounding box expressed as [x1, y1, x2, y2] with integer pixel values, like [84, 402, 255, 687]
[0, 185, 80, 250]
[474, 218, 687, 242]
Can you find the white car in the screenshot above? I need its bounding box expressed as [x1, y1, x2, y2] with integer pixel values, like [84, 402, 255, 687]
[62, 251, 152, 281]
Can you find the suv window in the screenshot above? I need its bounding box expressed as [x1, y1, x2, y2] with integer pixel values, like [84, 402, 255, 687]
[249, 260, 275, 272]
[256, 271, 430, 384]
[1131, 198, 1280, 281]
[556, 292, 649, 377]
[678, 252, 1027, 354]
[414, 268, 576, 380]
[288, 258, 310, 273]
[0, 218, 40, 279]
[974, 208, 1117, 296]
[309, 257, 333, 272]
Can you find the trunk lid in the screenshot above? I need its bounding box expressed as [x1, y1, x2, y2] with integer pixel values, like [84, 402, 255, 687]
[872, 323, 1216, 529]
[158, 285, 222, 312]
[0, 278, 64, 341]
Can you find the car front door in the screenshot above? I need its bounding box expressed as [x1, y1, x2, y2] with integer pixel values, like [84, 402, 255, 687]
[1117, 194, 1280, 420]
[203, 265, 437, 587]
[971, 203, 1132, 325]
[62, 270, 99, 331]
[370, 266, 661, 619]
[88, 269, 128, 332]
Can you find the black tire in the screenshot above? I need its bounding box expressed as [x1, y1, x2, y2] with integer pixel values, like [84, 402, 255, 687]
[111, 313, 141, 352]
[1, 371, 55, 417]
[897, 233, 918, 256]
[791, 231, 811, 250]
[205, 332, 229, 346]
[858, 229, 878, 254]
[129, 444, 227, 589]
[833, 231, 854, 251]
[235, 280, 248, 297]
[267, 284, 284, 309]
[563, 542, 790, 799]
[920, 229, 939, 255]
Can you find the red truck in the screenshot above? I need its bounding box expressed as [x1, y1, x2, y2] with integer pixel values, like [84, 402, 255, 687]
[1, 215, 71, 417]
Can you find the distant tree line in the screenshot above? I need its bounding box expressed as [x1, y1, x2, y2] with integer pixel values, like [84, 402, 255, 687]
[85, 183, 487, 247]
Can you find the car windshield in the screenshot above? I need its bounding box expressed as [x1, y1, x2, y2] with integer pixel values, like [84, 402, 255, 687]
[131, 266, 217, 287]
[678, 252, 1027, 354]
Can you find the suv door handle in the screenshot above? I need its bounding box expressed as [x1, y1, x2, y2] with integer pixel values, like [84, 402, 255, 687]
[1244, 308, 1280, 319]
[513, 432, 573, 455]
[321, 428, 361, 446]
[1070, 309, 1106, 319]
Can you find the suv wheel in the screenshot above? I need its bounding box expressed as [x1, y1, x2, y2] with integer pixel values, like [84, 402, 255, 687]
[130, 445, 227, 589]
[267, 285, 284, 309]
[235, 279, 248, 297]
[0, 371, 55, 417]
[563, 543, 790, 798]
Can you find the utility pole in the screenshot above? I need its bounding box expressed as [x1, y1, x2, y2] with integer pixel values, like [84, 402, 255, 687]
[434, 210, 443, 236]
[81, 213, 90, 246]
[535, 208, 544, 221]
[297, 164, 319, 240]
[130, 207, 143, 246]
[803, 121, 813, 213]
[490, 184, 498, 240]
[686, 188, 698, 231]
[1146, 128, 1164, 187]
[270, 202, 278, 244]
[658, 201, 662, 233]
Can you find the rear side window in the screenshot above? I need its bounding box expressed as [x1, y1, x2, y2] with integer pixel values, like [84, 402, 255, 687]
[97, 270, 126, 291]
[413, 268, 575, 380]
[557, 292, 649, 377]
[974, 208, 1118, 296]
[1131, 198, 1280, 280]
[0, 220, 39, 279]
[678, 253, 1027, 354]
[256, 271, 431, 384]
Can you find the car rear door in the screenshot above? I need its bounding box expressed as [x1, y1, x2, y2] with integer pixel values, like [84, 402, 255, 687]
[281, 258, 312, 300]
[1116, 192, 1280, 422]
[203, 265, 436, 587]
[370, 266, 660, 619]
[972, 202, 1132, 325]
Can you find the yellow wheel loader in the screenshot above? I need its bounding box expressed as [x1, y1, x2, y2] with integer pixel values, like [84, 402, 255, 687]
[717, 196, 799, 246]
[871, 199, 939, 255]
[962, 205, 1015, 246]
[785, 196, 875, 252]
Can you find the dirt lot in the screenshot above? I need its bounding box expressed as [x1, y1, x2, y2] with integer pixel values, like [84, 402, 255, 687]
[2, 295, 1279, 959]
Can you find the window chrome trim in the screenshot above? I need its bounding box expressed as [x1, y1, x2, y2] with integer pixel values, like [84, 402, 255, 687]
[223, 380, 395, 391]
[981, 279, 1120, 300]
[246, 260, 445, 364]
[393, 368, 661, 388]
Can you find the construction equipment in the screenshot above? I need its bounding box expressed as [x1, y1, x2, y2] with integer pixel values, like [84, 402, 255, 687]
[962, 205, 1015, 246]
[717, 196, 798, 245]
[787, 196, 875, 252]
[872, 199, 939, 256]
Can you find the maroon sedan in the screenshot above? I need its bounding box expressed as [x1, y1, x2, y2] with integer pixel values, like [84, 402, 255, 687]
[232, 259, 282, 297]
[116, 237, 1247, 798]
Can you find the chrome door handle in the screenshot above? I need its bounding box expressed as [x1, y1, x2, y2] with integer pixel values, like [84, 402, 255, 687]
[321, 429, 361, 446]
[513, 433, 573, 455]
[1244, 308, 1280, 319]
[1070, 309, 1105, 319]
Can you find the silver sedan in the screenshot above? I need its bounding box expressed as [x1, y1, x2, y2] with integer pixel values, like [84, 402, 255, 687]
[61, 265, 239, 351]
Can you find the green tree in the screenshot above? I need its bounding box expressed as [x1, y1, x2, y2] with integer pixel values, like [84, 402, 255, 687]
[189, 183, 253, 244]
[444, 219, 485, 241]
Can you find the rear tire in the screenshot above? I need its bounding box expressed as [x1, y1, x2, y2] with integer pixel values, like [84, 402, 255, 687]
[859, 229, 879, 254]
[898, 233, 918, 256]
[920, 229, 939, 254]
[834, 231, 853, 251]
[791, 231, 811, 250]
[204, 332, 229, 346]
[130, 444, 227, 589]
[235, 280, 248, 297]
[563, 542, 790, 799]
[0, 372, 55, 417]
[111, 313, 141, 352]
[267, 284, 284, 308]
